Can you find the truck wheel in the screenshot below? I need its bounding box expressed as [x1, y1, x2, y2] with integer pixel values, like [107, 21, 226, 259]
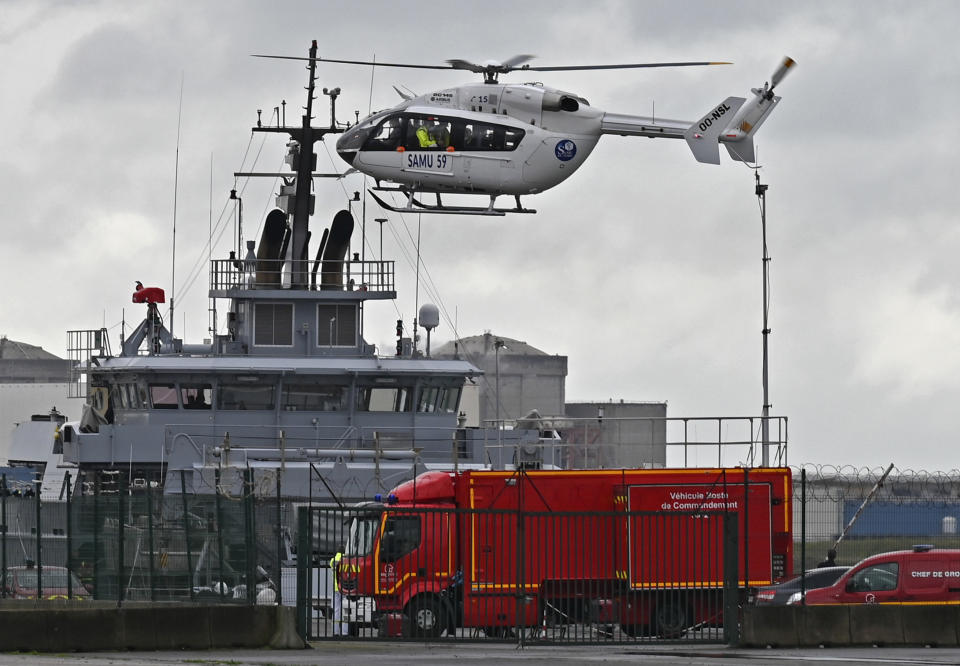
[654, 600, 688, 638]
[406, 595, 445, 638]
[620, 623, 651, 638]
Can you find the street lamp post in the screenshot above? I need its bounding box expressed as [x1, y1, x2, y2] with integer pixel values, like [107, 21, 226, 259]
[494, 339, 506, 450]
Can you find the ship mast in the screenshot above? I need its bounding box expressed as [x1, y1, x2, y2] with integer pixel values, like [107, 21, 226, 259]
[246, 40, 345, 288]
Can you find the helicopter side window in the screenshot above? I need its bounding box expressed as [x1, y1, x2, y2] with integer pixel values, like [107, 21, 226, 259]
[362, 116, 404, 151]
[406, 117, 451, 150]
[503, 128, 524, 150]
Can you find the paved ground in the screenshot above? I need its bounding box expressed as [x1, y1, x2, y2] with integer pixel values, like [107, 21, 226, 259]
[3, 643, 960, 666]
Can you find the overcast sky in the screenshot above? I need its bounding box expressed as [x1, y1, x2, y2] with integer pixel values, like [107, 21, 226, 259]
[1, 1, 958, 471]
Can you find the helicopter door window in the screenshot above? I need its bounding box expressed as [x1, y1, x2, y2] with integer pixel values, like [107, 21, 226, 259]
[362, 116, 404, 151]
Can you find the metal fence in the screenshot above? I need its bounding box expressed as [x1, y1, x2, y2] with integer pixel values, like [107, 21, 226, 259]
[7, 462, 960, 644]
[793, 465, 960, 572]
[296, 505, 739, 645]
[0, 470, 288, 604]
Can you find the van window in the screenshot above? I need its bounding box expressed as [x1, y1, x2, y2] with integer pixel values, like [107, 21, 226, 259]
[849, 562, 899, 592]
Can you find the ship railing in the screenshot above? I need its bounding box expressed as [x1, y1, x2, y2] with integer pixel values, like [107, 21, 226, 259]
[165, 424, 461, 466]
[481, 415, 788, 470]
[66, 328, 112, 398]
[209, 258, 395, 293]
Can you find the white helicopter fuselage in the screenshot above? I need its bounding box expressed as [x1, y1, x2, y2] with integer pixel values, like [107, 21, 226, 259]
[337, 83, 605, 196]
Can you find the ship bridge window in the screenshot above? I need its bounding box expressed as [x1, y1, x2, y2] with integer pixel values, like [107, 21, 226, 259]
[218, 384, 275, 411]
[358, 386, 412, 412]
[181, 384, 212, 410]
[254, 303, 294, 347]
[417, 386, 462, 414]
[317, 304, 357, 347]
[114, 383, 142, 410]
[149, 384, 179, 409]
[123, 384, 142, 409]
[283, 384, 346, 411]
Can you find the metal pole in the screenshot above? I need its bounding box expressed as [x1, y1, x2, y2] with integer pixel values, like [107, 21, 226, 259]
[1, 474, 6, 598]
[65, 471, 72, 600]
[244, 468, 256, 605]
[756, 172, 771, 466]
[800, 468, 806, 601]
[180, 470, 194, 601]
[93, 476, 100, 598]
[147, 482, 156, 601]
[35, 475, 42, 599]
[495, 339, 505, 451]
[833, 463, 895, 552]
[118, 475, 126, 604]
[296, 506, 310, 640]
[215, 468, 225, 602]
[276, 471, 283, 606]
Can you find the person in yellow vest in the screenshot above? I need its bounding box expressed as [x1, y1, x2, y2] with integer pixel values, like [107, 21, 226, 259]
[416, 123, 436, 148]
[330, 551, 344, 636]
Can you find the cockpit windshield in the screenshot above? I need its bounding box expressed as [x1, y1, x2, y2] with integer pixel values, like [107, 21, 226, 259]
[345, 515, 381, 557]
[336, 108, 394, 152]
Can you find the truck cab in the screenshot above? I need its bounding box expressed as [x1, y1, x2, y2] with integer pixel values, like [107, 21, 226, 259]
[804, 546, 960, 605]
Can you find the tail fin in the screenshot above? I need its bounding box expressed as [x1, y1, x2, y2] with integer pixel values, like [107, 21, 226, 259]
[685, 56, 795, 165]
[683, 97, 745, 164]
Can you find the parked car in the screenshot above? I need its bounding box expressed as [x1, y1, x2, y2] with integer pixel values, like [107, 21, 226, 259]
[0, 565, 91, 600]
[753, 566, 849, 605]
[804, 546, 960, 606]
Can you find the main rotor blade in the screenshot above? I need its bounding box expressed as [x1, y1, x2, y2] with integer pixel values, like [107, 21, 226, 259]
[500, 54, 537, 69]
[520, 61, 732, 72]
[252, 54, 455, 71]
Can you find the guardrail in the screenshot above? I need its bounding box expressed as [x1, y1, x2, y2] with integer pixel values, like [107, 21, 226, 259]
[209, 258, 394, 293]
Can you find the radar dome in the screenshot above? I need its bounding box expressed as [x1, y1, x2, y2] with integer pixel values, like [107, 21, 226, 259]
[419, 303, 440, 330]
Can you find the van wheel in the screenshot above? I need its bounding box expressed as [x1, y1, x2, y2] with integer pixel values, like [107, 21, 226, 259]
[406, 595, 445, 638]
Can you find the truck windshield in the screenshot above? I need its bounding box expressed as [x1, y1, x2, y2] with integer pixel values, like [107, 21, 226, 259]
[345, 515, 380, 556]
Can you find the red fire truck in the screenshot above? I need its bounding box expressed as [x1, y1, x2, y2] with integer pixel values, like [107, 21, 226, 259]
[337, 467, 792, 638]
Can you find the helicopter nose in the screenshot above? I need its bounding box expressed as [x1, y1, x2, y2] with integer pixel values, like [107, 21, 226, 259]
[338, 149, 356, 166]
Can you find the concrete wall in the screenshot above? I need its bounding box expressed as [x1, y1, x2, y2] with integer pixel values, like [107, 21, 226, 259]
[741, 605, 960, 647]
[0, 602, 304, 651]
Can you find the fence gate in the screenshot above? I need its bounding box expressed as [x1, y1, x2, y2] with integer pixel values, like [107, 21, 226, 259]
[296, 505, 739, 645]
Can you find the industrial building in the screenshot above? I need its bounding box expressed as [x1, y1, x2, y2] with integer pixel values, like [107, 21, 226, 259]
[0, 336, 79, 463]
[433, 332, 668, 468]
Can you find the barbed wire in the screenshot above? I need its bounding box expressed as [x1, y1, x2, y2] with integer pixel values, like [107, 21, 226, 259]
[791, 464, 960, 502]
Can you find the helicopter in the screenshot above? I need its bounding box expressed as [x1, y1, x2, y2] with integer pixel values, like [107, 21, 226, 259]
[258, 51, 795, 216]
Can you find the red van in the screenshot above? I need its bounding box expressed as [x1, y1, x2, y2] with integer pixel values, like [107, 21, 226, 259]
[0, 565, 91, 600]
[804, 546, 960, 605]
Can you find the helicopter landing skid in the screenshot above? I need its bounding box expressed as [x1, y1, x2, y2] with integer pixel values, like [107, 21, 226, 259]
[369, 188, 536, 217]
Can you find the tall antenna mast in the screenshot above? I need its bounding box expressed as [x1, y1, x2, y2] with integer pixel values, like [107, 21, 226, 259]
[170, 73, 184, 330]
[756, 170, 771, 466]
